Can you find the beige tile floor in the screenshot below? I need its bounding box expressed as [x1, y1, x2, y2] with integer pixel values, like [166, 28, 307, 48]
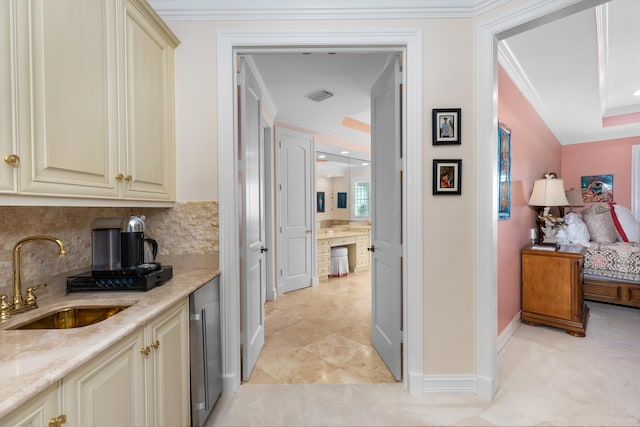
[246, 270, 396, 384]
[208, 272, 640, 426]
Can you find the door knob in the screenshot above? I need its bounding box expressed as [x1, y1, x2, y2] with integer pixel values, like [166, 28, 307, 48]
[260, 247, 268, 253]
[367, 245, 375, 252]
[3, 154, 20, 167]
[48, 415, 67, 427]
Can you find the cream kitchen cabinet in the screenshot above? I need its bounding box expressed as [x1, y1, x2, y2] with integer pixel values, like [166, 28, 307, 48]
[63, 299, 190, 427]
[121, 0, 178, 201]
[1, 0, 18, 193]
[0, 382, 64, 427]
[1, 0, 178, 204]
[144, 297, 191, 427]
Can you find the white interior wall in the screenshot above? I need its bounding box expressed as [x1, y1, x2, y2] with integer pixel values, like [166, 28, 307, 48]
[172, 22, 219, 202]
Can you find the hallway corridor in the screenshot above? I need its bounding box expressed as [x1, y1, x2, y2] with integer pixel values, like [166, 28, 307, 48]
[245, 270, 396, 384]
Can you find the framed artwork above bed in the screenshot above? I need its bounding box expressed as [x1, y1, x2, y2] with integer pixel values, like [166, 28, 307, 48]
[581, 174, 613, 203]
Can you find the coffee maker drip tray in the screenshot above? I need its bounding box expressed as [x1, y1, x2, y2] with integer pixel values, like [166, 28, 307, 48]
[67, 264, 173, 293]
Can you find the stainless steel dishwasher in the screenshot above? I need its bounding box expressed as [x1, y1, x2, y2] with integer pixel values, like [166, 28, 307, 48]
[189, 275, 222, 427]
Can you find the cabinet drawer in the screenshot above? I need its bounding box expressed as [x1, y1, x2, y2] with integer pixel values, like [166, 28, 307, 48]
[356, 235, 369, 244]
[317, 246, 330, 257]
[317, 263, 329, 275]
[356, 257, 369, 267]
[317, 239, 330, 249]
[330, 237, 354, 246]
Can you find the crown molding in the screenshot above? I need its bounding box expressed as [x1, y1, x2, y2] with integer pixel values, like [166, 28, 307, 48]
[497, 40, 568, 144]
[499, 38, 640, 145]
[148, 0, 510, 21]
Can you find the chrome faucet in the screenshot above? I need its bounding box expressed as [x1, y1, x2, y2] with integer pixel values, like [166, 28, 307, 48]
[1, 235, 67, 320]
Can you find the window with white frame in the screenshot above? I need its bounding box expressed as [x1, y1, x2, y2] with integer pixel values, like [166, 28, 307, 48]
[353, 181, 371, 218]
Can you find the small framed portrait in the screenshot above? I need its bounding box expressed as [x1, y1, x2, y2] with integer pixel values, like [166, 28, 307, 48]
[337, 192, 347, 209]
[433, 159, 462, 195]
[432, 108, 461, 145]
[317, 191, 325, 212]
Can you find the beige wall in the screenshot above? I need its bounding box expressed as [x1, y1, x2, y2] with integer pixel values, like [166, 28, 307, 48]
[167, 17, 479, 375]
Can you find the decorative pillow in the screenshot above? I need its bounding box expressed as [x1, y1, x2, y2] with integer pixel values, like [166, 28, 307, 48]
[581, 203, 617, 243]
[557, 212, 591, 246]
[609, 203, 640, 242]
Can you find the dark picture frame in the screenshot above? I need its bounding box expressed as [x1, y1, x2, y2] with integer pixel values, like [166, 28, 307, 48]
[316, 191, 325, 212]
[337, 192, 347, 209]
[432, 108, 461, 145]
[433, 159, 462, 195]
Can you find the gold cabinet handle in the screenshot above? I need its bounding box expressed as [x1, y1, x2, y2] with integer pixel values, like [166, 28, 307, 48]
[115, 173, 124, 181]
[124, 175, 133, 182]
[150, 340, 160, 349]
[140, 346, 151, 356]
[48, 414, 67, 427]
[4, 154, 20, 168]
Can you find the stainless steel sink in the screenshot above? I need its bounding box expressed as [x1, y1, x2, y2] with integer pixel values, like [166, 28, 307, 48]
[10, 305, 130, 330]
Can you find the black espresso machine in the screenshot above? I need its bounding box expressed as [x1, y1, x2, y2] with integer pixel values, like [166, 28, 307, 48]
[67, 216, 173, 293]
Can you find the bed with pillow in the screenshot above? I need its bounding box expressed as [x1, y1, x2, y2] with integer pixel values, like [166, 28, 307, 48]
[558, 203, 640, 308]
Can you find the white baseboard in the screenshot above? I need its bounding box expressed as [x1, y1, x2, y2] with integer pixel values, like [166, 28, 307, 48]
[222, 373, 239, 396]
[497, 310, 521, 353]
[423, 375, 478, 393]
[418, 312, 520, 397]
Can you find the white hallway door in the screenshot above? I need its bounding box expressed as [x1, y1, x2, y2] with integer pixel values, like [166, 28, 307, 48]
[370, 55, 403, 380]
[277, 127, 313, 294]
[239, 57, 266, 381]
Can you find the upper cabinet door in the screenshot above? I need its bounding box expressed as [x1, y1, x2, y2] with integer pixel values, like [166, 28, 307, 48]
[16, 0, 120, 198]
[122, 0, 177, 201]
[0, 0, 18, 193]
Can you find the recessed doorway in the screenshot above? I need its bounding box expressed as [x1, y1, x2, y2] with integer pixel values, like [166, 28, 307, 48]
[217, 29, 426, 395]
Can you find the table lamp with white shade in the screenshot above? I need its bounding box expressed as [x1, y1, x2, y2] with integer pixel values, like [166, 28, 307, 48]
[528, 173, 570, 245]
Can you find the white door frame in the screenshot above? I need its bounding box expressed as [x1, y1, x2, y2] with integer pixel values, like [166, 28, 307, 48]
[632, 145, 640, 220]
[217, 29, 425, 395]
[475, 0, 607, 399]
[263, 124, 277, 302]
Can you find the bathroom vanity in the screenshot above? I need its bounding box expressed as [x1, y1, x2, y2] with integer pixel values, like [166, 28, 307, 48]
[316, 229, 371, 279]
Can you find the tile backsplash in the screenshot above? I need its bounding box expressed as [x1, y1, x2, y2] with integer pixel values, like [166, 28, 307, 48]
[0, 201, 218, 298]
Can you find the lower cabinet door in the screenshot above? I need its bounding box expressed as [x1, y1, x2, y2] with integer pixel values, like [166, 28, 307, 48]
[0, 382, 61, 427]
[63, 329, 146, 427]
[146, 299, 190, 427]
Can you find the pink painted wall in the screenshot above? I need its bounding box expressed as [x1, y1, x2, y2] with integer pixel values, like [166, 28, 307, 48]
[561, 136, 640, 210]
[497, 65, 562, 335]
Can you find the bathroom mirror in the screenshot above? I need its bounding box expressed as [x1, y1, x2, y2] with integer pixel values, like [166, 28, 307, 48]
[315, 152, 371, 227]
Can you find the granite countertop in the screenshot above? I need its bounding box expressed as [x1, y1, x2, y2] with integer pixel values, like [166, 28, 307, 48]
[0, 255, 220, 419]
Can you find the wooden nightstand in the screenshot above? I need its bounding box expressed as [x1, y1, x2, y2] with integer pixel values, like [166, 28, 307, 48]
[521, 246, 589, 337]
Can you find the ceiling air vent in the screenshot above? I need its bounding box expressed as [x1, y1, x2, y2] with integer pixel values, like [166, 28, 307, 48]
[305, 89, 334, 102]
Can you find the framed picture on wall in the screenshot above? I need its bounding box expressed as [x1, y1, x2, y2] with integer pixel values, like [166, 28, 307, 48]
[432, 108, 461, 145]
[581, 174, 613, 203]
[498, 124, 511, 220]
[317, 191, 325, 212]
[433, 159, 462, 195]
[337, 192, 347, 209]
